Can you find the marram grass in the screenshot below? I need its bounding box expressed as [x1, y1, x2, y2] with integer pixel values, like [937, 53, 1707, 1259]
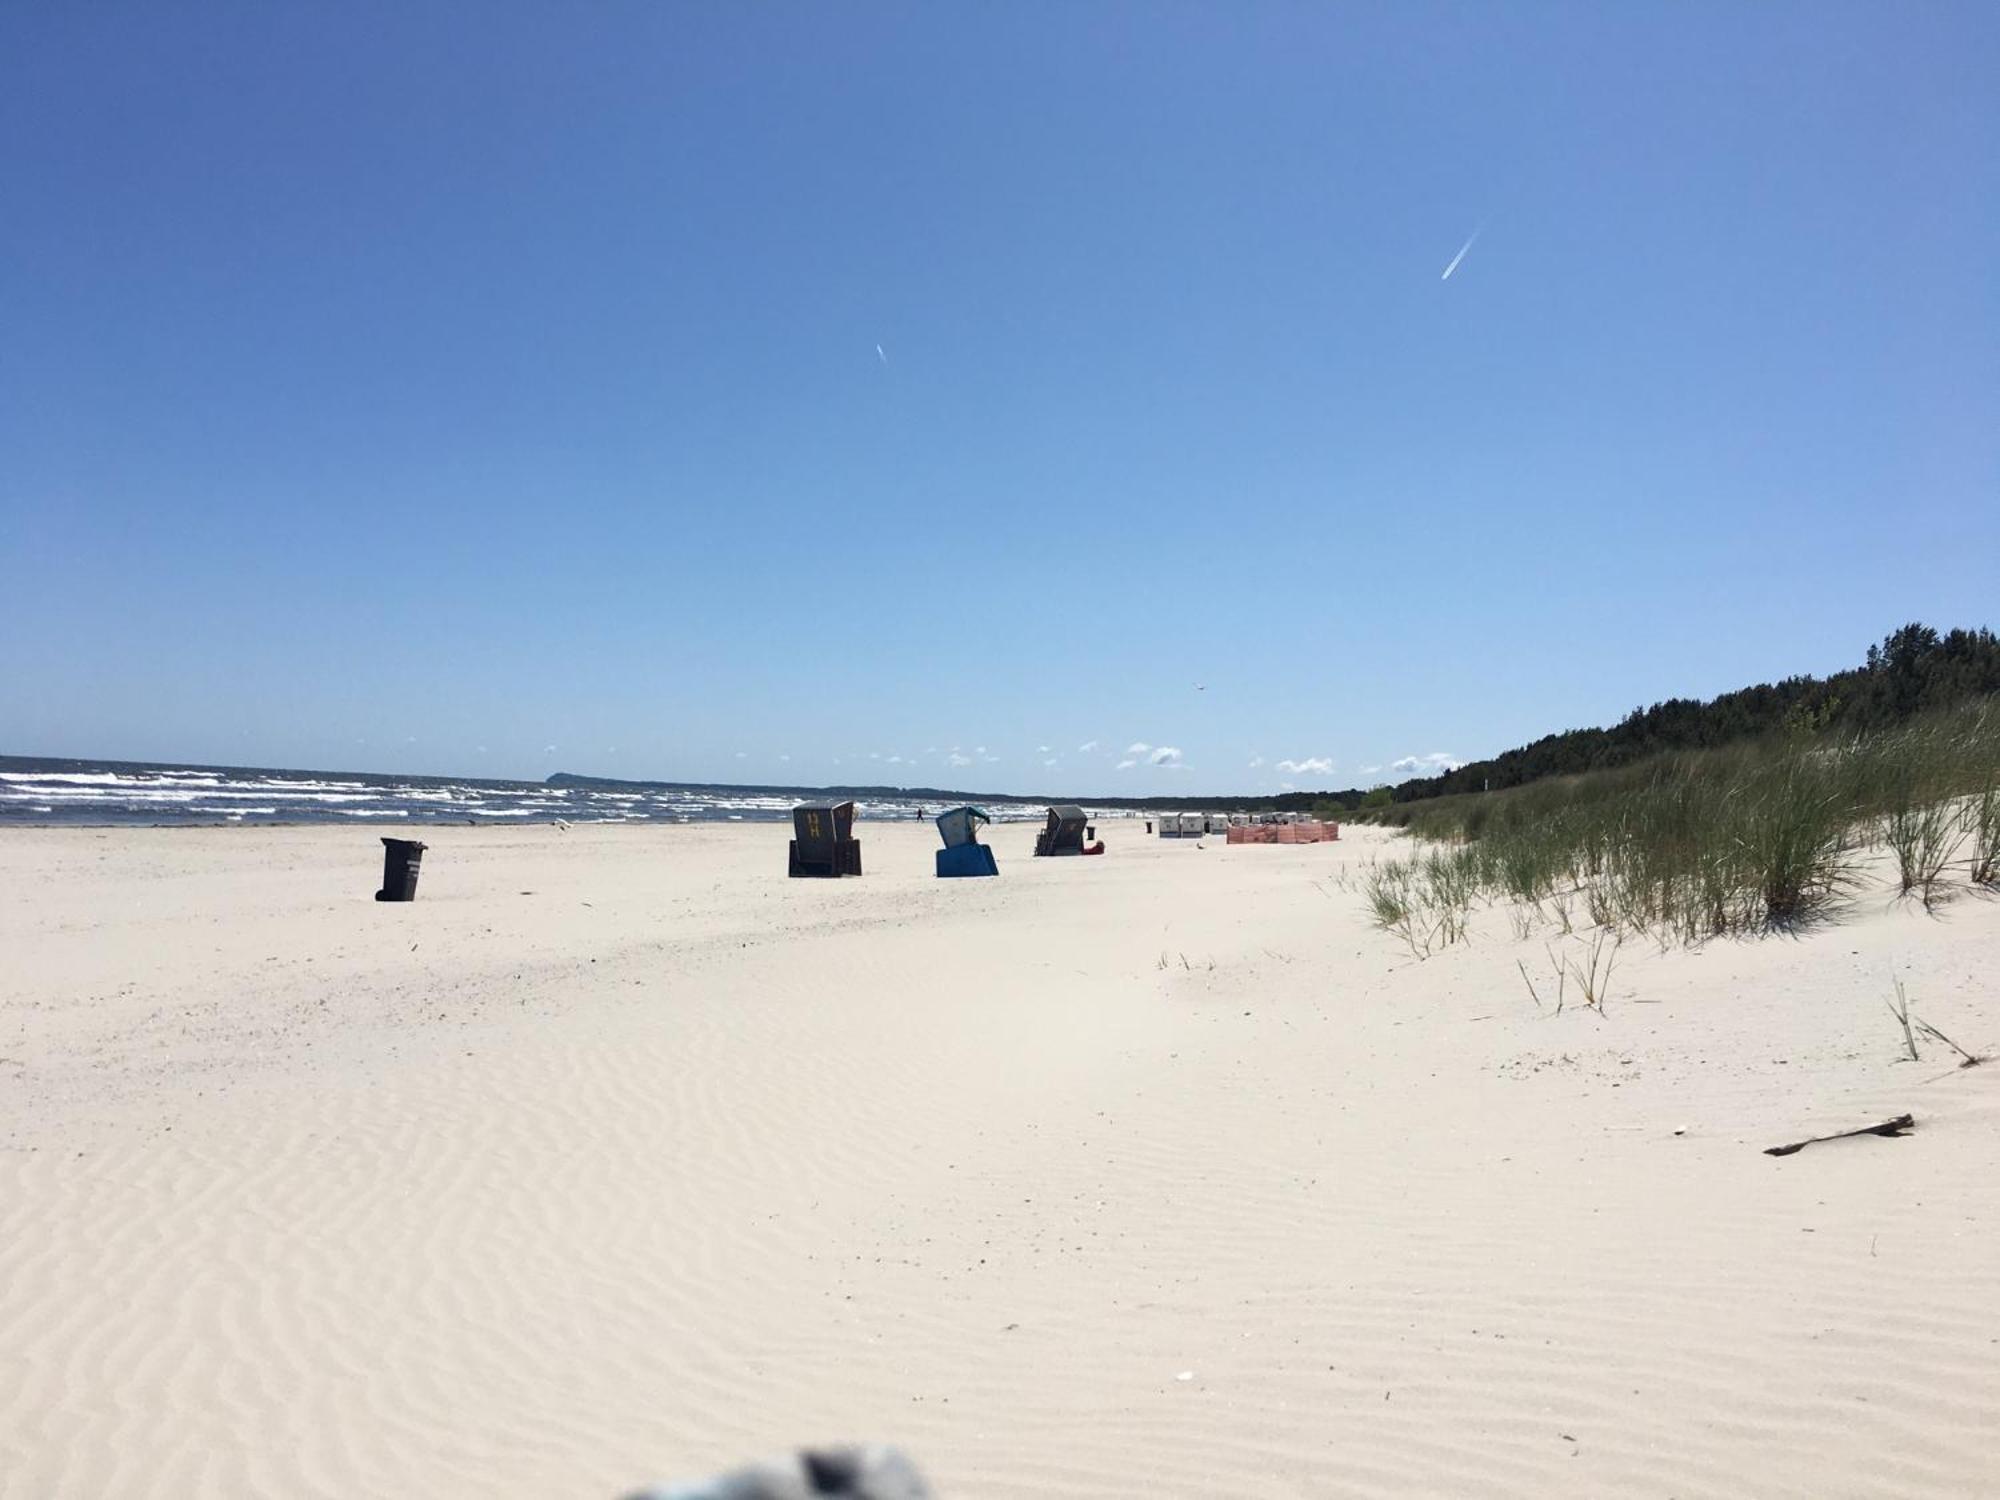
[1350, 697, 2000, 952]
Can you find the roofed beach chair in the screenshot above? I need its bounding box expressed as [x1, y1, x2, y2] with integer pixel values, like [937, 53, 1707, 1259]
[789, 800, 862, 877]
[934, 805, 999, 877]
[1034, 803, 1104, 856]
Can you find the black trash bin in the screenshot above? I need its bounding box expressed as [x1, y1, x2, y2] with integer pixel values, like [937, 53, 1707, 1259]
[376, 837, 427, 901]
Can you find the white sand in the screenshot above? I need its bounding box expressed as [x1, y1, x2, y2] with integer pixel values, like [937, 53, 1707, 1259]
[2, 820, 1995, 1497]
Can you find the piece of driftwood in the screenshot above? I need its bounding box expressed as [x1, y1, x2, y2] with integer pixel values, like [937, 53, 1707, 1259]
[1763, 1113, 1915, 1157]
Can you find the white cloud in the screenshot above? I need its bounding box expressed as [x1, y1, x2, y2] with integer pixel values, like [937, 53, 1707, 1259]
[1126, 742, 1150, 755]
[1043, 757, 1059, 768]
[887, 755, 905, 765]
[778, 753, 790, 762]
[975, 745, 988, 755]
[947, 752, 973, 768]
[983, 754, 999, 763]
[1391, 752, 1461, 775]
[1115, 758, 1137, 770]
[1037, 745, 1050, 753]
[735, 751, 746, 759]
[476, 745, 488, 754]
[1276, 756, 1335, 776]
[1078, 740, 1099, 752]
[1148, 746, 1183, 767]
[1358, 764, 1381, 775]
[1247, 755, 1264, 768]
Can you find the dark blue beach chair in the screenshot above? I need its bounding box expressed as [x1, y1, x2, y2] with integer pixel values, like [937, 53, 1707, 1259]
[789, 801, 862, 877]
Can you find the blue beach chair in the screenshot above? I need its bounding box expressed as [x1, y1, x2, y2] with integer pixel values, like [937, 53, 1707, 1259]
[934, 805, 999, 877]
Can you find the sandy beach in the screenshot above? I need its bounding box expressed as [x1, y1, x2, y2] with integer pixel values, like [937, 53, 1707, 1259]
[2, 820, 1995, 1497]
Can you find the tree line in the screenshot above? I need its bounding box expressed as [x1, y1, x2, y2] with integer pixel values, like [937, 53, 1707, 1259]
[1368, 623, 2000, 809]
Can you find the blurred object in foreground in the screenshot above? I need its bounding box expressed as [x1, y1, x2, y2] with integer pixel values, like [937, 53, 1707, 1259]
[624, 1444, 933, 1500]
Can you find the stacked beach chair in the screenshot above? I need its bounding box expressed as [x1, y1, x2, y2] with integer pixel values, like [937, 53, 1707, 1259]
[1225, 818, 1339, 845]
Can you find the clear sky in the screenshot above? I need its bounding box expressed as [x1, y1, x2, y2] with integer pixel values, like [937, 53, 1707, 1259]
[4, 3, 1994, 794]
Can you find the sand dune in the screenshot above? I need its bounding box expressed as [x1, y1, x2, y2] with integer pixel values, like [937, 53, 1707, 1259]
[2, 821, 1995, 1496]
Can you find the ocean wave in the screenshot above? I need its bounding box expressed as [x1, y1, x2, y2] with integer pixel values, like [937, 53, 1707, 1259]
[2, 787, 382, 804]
[1, 757, 1120, 827]
[0, 771, 130, 785]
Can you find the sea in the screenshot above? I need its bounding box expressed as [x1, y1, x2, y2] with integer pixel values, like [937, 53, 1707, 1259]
[0, 756, 1083, 828]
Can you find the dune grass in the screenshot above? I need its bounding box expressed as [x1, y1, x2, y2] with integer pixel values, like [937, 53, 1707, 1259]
[1966, 786, 2000, 887]
[1350, 697, 2000, 953]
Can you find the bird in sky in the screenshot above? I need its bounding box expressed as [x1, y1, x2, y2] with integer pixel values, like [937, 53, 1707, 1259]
[1441, 225, 1483, 281]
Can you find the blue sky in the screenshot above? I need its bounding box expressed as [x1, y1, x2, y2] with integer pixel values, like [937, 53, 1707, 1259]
[3, 3, 1994, 794]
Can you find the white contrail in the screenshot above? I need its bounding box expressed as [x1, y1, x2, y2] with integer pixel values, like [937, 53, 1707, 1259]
[876, 343, 887, 365]
[1440, 226, 1482, 281]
